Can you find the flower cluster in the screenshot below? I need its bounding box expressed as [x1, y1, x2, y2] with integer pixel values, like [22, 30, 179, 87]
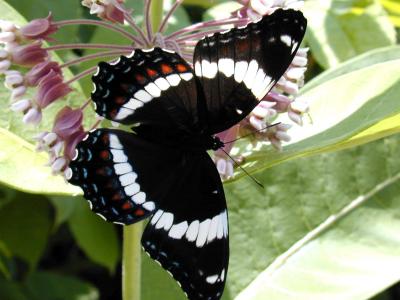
[1, 0, 309, 180]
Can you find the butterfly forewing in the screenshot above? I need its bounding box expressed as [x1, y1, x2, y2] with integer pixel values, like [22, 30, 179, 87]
[92, 48, 199, 138]
[194, 9, 307, 134]
[142, 152, 229, 300]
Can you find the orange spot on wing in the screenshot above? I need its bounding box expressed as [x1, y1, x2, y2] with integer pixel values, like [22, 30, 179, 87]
[115, 96, 125, 105]
[135, 209, 145, 216]
[176, 64, 188, 72]
[161, 64, 173, 74]
[110, 109, 118, 118]
[146, 68, 157, 78]
[96, 168, 106, 176]
[135, 74, 146, 84]
[112, 193, 122, 201]
[100, 150, 110, 160]
[101, 134, 110, 144]
[122, 201, 133, 210]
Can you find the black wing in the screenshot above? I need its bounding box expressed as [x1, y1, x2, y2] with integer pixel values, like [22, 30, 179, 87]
[67, 128, 184, 224]
[193, 9, 307, 134]
[142, 152, 228, 300]
[91, 48, 200, 143]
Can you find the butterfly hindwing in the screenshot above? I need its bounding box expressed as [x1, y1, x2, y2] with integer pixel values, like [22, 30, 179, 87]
[142, 152, 229, 300]
[193, 9, 307, 134]
[68, 128, 185, 224]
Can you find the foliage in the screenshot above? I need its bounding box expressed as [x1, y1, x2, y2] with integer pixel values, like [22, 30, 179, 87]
[0, 0, 399, 300]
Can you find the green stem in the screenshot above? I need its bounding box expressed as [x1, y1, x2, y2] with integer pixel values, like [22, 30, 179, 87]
[123, 222, 143, 300]
[150, 0, 164, 34]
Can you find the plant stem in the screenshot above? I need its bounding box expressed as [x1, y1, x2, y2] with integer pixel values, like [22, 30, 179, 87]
[123, 222, 143, 300]
[150, 0, 164, 37]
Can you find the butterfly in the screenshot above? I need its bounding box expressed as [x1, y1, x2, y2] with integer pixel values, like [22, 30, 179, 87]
[67, 8, 307, 300]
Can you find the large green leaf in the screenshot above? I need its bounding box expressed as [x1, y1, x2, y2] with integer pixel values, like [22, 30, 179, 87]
[0, 128, 81, 195]
[228, 46, 400, 182]
[227, 134, 400, 299]
[304, 0, 396, 69]
[381, 0, 400, 26]
[24, 271, 99, 300]
[0, 193, 53, 270]
[68, 198, 120, 272]
[48, 195, 79, 228]
[0, 278, 29, 300]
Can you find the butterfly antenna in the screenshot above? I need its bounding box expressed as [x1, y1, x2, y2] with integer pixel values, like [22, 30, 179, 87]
[224, 122, 281, 144]
[221, 148, 264, 189]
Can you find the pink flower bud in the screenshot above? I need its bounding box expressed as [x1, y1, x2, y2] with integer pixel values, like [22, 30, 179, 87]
[285, 67, 306, 81]
[43, 132, 58, 147]
[215, 158, 234, 179]
[20, 13, 58, 41]
[0, 59, 11, 73]
[288, 110, 303, 126]
[35, 70, 72, 109]
[10, 99, 31, 112]
[104, 2, 125, 24]
[265, 92, 291, 112]
[11, 85, 27, 100]
[25, 60, 61, 86]
[23, 107, 42, 125]
[0, 31, 15, 43]
[276, 131, 291, 142]
[51, 156, 68, 174]
[0, 20, 17, 32]
[64, 130, 86, 160]
[82, 0, 126, 24]
[4, 70, 23, 89]
[11, 41, 48, 66]
[53, 106, 83, 140]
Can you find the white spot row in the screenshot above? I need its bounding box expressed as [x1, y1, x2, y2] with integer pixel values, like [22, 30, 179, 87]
[114, 72, 193, 121]
[109, 134, 155, 211]
[150, 209, 228, 248]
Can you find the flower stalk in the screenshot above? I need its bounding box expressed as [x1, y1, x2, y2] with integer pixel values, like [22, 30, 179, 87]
[150, 0, 164, 37]
[123, 222, 143, 300]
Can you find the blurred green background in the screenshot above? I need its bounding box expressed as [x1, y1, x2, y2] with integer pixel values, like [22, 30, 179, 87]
[1, 0, 400, 299]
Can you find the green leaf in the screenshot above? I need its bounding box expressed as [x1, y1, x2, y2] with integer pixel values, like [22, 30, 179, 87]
[304, 0, 396, 69]
[229, 134, 400, 299]
[48, 196, 78, 228]
[0, 193, 52, 270]
[228, 47, 400, 182]
[381, 0, 400, 27]
[142, 252, 186, 300]
[0, 129, 81, 195]
[181, 0, 227, 8]
[203, 1, 243, 21]
[68, 198, 120, 272]
[0, 278, 28, 300]
[24, 271, 99, 300]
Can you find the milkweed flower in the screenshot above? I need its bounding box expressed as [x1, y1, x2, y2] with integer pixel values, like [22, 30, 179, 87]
[1, 0, 308, 179]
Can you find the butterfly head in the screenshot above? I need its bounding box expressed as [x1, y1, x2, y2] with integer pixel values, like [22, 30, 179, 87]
[209, 136, 225, 151]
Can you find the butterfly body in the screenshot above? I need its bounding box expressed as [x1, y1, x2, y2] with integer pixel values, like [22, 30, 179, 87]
[68, 9, 307, 300]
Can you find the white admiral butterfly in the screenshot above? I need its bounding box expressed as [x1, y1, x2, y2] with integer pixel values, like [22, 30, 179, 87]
[67, 9, 307, 300]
